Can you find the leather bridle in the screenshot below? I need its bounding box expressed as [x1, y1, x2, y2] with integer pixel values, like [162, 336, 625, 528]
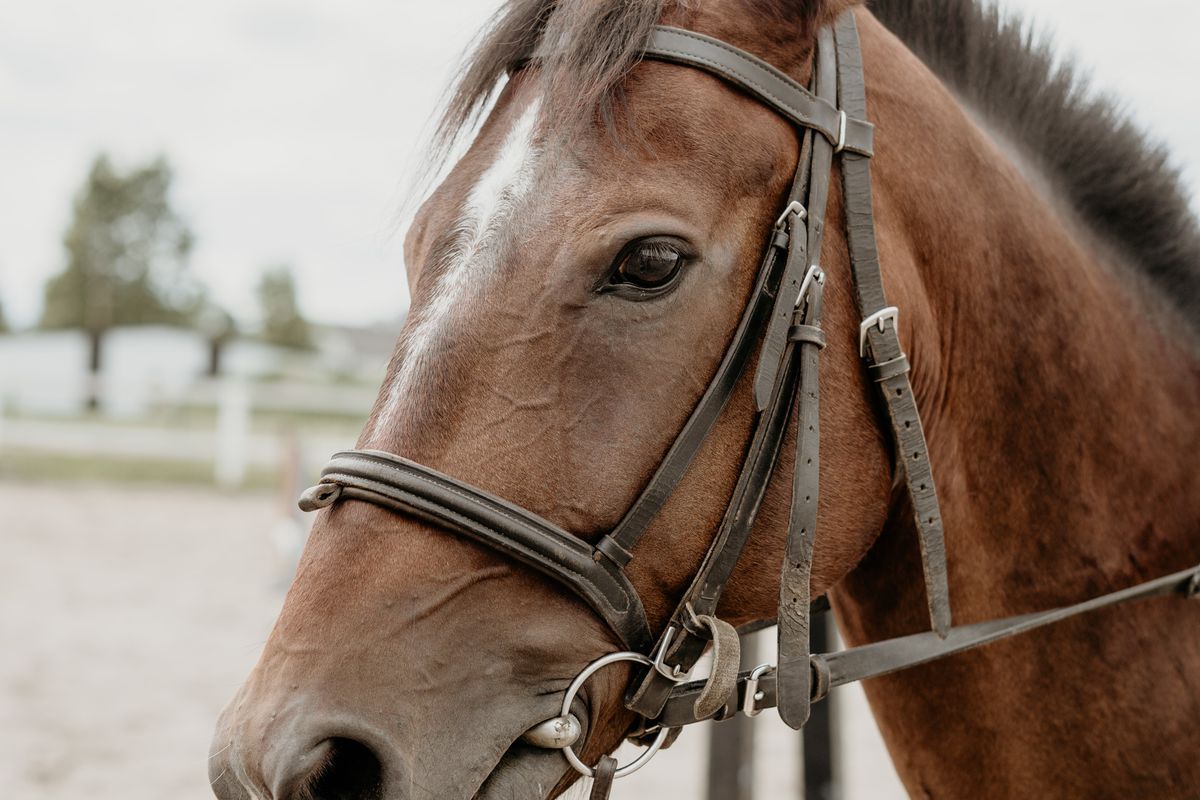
[298, 11, 1200, 797]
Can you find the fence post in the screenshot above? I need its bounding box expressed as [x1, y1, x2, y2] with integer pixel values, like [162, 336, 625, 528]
[802, 612, 836, 800]
[706, 633, 757, 800]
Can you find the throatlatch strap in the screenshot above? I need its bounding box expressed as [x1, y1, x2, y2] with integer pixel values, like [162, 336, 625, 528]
[833, 13, 951, 637]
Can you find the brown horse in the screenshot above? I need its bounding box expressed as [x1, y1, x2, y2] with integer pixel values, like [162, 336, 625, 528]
[210, 0, 1200, 797]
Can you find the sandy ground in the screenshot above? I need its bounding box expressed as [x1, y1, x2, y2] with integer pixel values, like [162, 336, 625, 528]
[0, 481, 905, 799]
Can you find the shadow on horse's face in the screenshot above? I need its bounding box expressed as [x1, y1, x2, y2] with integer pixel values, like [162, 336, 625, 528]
[210, 23, 887, 799]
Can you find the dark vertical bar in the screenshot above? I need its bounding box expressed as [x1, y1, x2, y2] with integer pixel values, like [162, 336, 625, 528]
[706, 634, 757, 800]
[802, 613, 835, 800]
[86, 329, 103, 411]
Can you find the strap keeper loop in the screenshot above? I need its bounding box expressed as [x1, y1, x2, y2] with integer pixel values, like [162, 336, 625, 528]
[787, 324, 827, 348]
[594, 534, 634, 568]
[868, 353, 910, 383]
[809, 655, 832, 702]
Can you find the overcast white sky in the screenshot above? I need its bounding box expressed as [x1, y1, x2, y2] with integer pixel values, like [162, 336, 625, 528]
[1, 0, 1197, 329]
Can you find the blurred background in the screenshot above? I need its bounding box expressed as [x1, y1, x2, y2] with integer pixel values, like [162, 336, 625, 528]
[1, 1, 1196, 798]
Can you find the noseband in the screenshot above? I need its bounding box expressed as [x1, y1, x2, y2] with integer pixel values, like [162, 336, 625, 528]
[300, 11, 1200, 797]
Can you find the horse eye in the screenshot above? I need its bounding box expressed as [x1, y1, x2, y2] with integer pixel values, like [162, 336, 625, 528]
[611, 239, 686, 290]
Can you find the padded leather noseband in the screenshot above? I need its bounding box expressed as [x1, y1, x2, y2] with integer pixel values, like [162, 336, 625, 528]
[300, 450, 654, 651]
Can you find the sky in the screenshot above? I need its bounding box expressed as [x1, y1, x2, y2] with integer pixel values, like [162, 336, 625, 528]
[2, 0, 1198, 330]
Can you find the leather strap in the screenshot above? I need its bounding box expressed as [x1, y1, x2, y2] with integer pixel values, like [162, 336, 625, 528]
[626, 131, 818, 718]
[754, 129, 814, 410]
[299, 450, 654, 651]
[691, 614, 742, 720]
[588, 755, 618, 800]
[775, 23, 837, 731]
[656, 564, 1200, 728]
[600, 227, 790, 562]
[643, 26, 873, 156]
[833, 13, 952, 637]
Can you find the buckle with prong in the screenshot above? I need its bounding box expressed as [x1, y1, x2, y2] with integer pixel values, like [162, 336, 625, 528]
[774, 200, 807, 231]
[858, 306, 899, 358]
[743, 663, 775, 717]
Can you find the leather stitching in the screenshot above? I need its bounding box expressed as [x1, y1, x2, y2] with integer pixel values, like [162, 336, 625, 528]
[336, 473, 639, 618]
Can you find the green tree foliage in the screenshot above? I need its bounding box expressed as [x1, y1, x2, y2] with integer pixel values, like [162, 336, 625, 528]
[0, 298, 9, 333]
[40, 154, 196, 332]
[257, 265, 312, 349]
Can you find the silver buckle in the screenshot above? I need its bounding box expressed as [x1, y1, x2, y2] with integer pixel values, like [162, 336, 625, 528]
[859, 306, 899, 358]
[794, 264, 825, 310]
[743, 663, 775, 717]
[774, 200, 807, 231]
[649, 626, 686, 681]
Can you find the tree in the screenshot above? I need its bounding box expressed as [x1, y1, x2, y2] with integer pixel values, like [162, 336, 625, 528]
[39, 154, 196, 408]
[0, 298, 9, 334]
[257, 266, 312, 349]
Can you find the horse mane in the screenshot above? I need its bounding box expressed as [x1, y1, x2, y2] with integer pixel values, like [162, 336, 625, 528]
[435, 0, 1200, 330]
[870, 0, 1200, 330]
[433, 0, 668, 161]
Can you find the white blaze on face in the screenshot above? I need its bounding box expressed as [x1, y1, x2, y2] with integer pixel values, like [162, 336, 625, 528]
[372, 96, 543, 437]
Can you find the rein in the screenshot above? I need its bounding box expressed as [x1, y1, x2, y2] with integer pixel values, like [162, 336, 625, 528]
[298, 11, 1200, 797]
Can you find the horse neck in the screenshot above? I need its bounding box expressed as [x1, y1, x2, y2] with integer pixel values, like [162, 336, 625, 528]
[829, 14, 1200, 792]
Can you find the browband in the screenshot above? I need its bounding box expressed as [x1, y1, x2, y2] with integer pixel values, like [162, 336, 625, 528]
[643, 27, 874, 157]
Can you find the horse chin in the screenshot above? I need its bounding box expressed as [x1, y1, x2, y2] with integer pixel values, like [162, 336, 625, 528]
[472, 742, 579, 799]
[471, 710, 590, 800]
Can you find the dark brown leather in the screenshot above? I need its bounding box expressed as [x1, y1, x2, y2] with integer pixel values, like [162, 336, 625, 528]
[833, 13, 951, 637]
[754, 130, 814, 410]
[656, 565, 1200, 728]
[300, 450, 654, 651]
[643, 26, 874, 157]
[600, 228, 789, 563]
[625, 139, 818, 717]
[776, 23, 837, 732]
[589, 755, 618, 800]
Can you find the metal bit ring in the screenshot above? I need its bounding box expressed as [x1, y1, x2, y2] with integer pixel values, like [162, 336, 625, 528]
[560, 652, 672, 780]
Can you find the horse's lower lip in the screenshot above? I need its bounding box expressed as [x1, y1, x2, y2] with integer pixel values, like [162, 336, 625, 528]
[472, 704, 590, 800]
[471, 742, 575, 799]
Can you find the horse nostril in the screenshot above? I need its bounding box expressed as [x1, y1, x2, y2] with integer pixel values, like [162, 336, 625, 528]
[303, 737, 384, 800]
